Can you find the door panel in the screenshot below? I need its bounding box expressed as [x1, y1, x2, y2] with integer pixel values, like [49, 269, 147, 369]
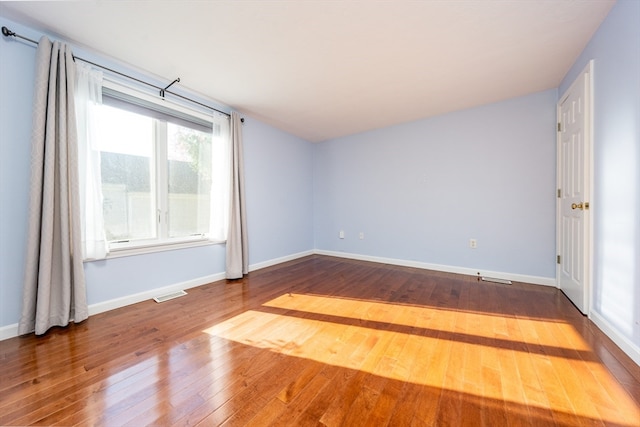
[557, 61, 592, 315]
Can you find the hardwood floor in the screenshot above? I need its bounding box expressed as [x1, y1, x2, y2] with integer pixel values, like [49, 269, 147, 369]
[1, 255, 638, 426]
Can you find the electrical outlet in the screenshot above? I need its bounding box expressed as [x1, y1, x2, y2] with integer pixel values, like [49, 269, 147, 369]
[359, 232, 364, 240]
[339, 230, 345, 239]
[469, 238, 477, 249]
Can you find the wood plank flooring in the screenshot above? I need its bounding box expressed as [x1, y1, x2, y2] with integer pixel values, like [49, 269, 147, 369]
[1, 255, 638, 426]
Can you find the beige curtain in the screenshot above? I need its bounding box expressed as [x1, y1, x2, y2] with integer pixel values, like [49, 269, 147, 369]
[225, 112, 248, 279]
[18, 37, 88, 335]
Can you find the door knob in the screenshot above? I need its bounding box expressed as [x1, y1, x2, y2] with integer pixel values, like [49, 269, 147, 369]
[571, 202, 584, 210]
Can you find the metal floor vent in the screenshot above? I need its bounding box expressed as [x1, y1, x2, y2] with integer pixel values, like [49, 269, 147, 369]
[153, 290, 187, 303]
[481, 276, 512, 285]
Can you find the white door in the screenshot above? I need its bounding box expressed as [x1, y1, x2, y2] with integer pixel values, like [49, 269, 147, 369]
[557, 61, 593, 315]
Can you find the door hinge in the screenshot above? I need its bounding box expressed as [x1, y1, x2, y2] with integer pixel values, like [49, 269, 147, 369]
[557, 255, 561, 264]
[557, 188, 561, 198]
[557, 122, 562, 132]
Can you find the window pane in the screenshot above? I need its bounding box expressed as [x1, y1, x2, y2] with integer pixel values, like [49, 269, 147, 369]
[167, 123, 212, 238]
[97, 105, 156, 242]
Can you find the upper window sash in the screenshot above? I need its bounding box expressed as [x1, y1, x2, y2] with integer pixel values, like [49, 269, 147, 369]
[101, 79, 217, 130]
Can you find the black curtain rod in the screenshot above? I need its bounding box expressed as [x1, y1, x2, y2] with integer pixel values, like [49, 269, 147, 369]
[1, 26, 241, 121]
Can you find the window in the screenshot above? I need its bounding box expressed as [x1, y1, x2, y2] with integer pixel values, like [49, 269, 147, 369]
[95, 81, 230, 253]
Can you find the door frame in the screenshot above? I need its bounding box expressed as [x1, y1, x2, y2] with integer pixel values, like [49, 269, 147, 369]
[556, 60, 594, 317]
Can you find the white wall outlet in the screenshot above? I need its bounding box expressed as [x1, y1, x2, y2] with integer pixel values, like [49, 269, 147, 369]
[339, 230, 345, 239]
[359, 232, 364, 240]
[469, 238, 477, 249]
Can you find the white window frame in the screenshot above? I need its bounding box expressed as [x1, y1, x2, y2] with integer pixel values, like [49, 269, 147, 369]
[100, 79, 227, 258]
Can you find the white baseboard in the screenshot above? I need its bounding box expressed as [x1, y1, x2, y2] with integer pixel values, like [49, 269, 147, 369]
[314, 250, 557, 287]
[87, 272, 227, 317]
[0, 323, 19, 341]
[590, 310, 640, 366]
[249, 250, 314, 272]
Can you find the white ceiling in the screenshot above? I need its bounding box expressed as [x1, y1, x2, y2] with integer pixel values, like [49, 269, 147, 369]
[1, 1, 615, 142]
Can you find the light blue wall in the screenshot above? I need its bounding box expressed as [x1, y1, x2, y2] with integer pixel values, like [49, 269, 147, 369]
[559, 0, 640, 349]
[313, 89, 557, 278]
[243, 119, 314, 264]
[0, 17, 314, 329]
[0, 19, 36, 329]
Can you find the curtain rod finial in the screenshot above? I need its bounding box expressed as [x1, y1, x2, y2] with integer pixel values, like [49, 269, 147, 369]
[2, 26, 15, 37]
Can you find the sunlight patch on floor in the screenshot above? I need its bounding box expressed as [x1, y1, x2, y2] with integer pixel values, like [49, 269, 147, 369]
[200, 293, 639, 425]
[262, 293, 592, 351]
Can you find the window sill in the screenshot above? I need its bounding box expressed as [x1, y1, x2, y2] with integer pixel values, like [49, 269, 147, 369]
[84, 238, 225, 262]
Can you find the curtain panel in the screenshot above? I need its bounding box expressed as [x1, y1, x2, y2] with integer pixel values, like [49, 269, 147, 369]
[18, 37, 88, 335]
[75, 63, 108, 260]
[225, 112, 248, 279]
[208, 112, 231, 242]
